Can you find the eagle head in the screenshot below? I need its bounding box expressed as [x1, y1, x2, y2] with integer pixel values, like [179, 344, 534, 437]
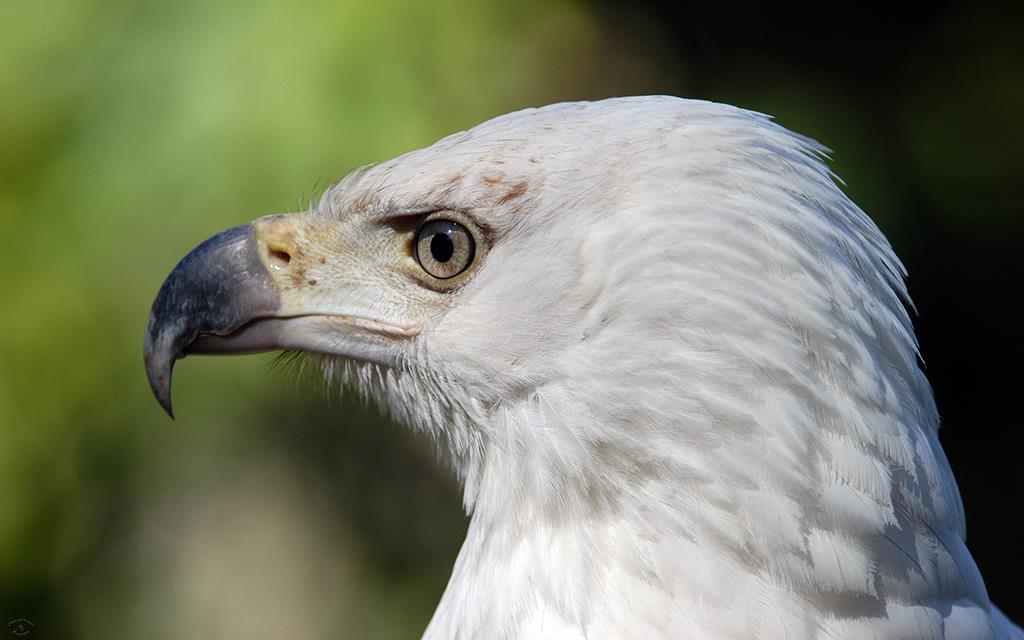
[145, 97, 1016, 639]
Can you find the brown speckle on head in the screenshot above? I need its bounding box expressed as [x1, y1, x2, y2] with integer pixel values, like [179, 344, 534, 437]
[481, 173, 505, 187]
[498, 181, 528, 205]
[529, 156, 540, 164]
[286, 264, 308, 288]
[428, 170, 468, 202]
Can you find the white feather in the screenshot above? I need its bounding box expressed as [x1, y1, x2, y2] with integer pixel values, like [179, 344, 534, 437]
[315, 97, 1019, 639]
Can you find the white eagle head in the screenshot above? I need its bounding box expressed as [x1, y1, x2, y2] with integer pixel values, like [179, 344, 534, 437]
[145, 97, 1015, 639]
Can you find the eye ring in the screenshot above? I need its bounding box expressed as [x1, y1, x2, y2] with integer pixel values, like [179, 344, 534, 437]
[414, 219, 476, 279]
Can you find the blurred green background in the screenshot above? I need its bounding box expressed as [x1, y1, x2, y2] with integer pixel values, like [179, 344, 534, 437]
[1, 1, 1021, 637]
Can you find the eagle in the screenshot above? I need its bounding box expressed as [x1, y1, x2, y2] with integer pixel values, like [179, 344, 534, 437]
[144, 96, 1021, 639]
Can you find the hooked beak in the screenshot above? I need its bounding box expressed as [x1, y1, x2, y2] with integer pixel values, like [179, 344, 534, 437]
[143, 214, 416, 419]
[143, 223, 280, 418]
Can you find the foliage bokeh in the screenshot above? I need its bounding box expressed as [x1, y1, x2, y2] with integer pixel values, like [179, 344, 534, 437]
[1, 1, 1021, 637]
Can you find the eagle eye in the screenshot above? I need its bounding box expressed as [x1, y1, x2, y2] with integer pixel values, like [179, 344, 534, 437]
[414, 219, 475, 279]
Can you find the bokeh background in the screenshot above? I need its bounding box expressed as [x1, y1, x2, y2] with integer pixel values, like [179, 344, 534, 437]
[2, 1, 1021, 637]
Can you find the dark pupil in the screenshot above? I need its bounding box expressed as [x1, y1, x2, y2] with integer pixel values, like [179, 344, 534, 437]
[430, 232, 455, 263]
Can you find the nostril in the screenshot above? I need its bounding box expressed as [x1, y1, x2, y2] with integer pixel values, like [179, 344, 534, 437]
[268, 248, 291, 269]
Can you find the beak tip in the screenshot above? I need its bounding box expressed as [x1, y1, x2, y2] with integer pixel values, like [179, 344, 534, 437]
[156, 384, 176, 420]
[145, 349, 177, 420]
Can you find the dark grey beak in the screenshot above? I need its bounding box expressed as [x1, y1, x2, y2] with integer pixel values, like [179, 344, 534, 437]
[144, 224, 281, 418]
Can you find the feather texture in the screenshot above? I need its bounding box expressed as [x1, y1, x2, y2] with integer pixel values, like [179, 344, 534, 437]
[311, 97, 1019, 639]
